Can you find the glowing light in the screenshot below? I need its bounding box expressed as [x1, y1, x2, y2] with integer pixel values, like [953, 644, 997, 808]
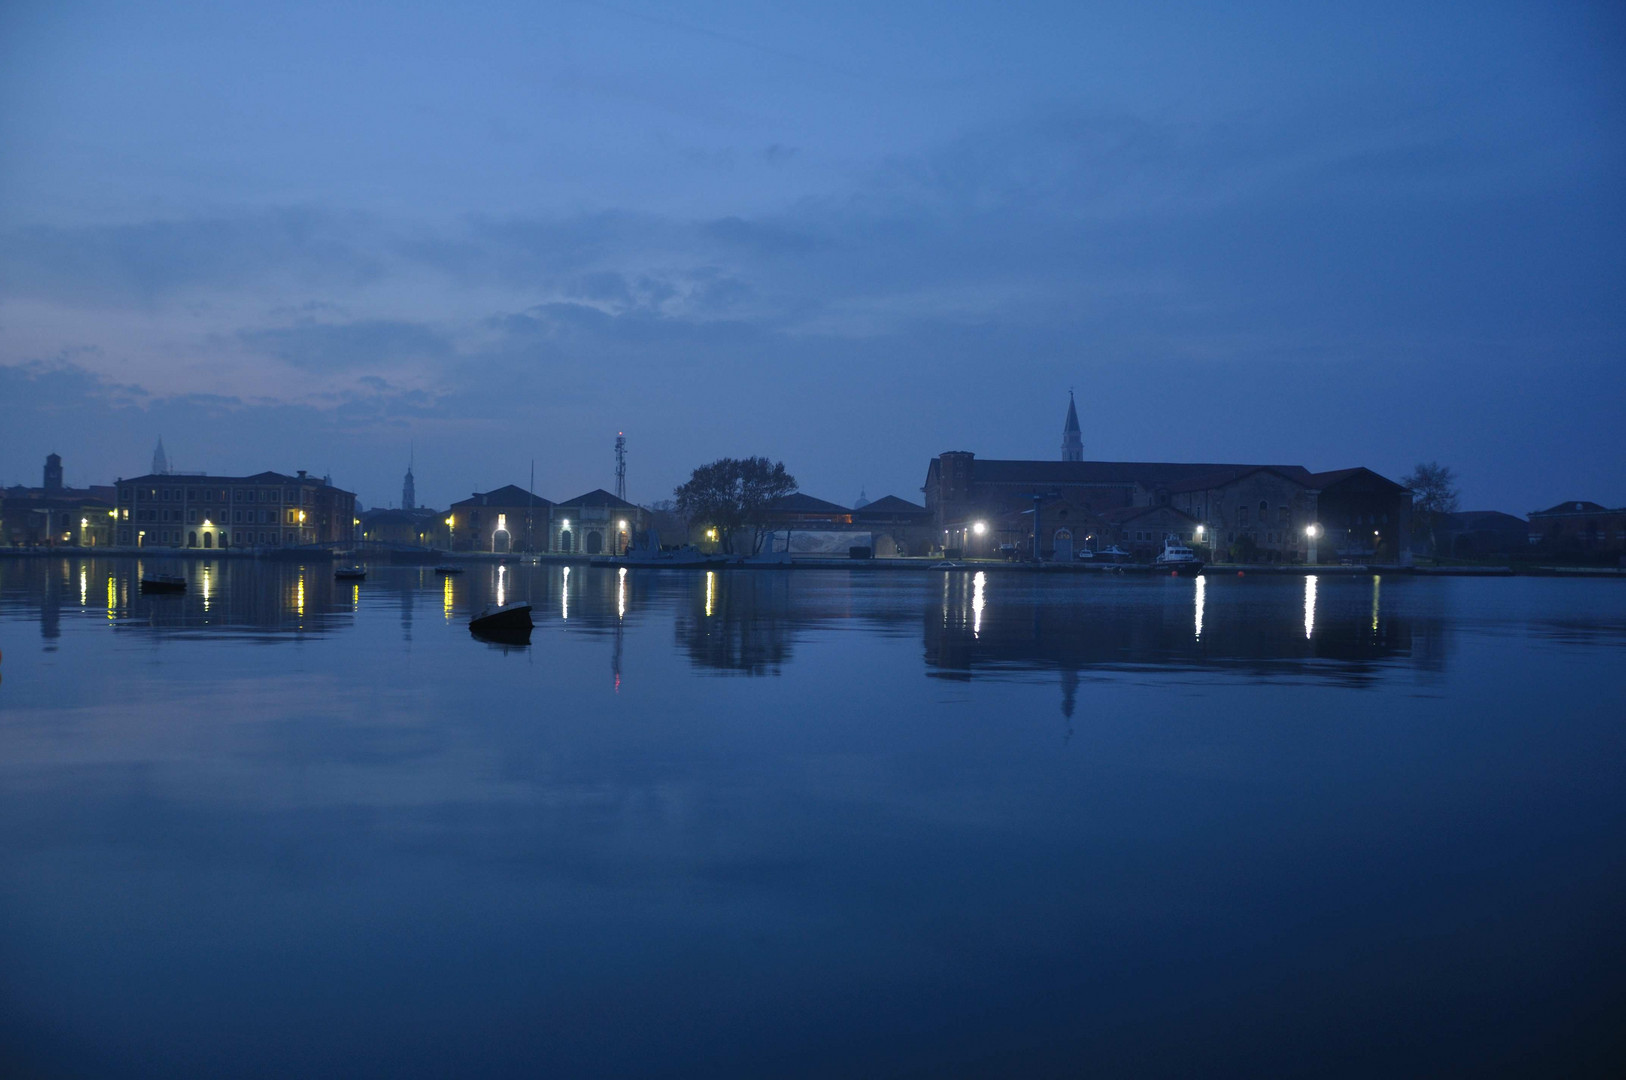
[561, 519, 571, 530]
[297, 574, 305, 617]
[618, 520, 628, 531]
[705, 528, 717, 541]
[106, 575, 116, 620]
[1304, 574, 1318, 639]
[561, 565, 571, 620]
[1194, 574, 1206, 641]
[79, 567, 87, 605]
[496, 563, 507, 607]
[972, 570, 985, 637]
[1372, 574, 1381, 634]
[445, 516, 454, 527]
[973, 521, 987, 536]
[298, 510, 306, 523]
[1305, 523, 1320, 539]
[443, 575, 453, 620]
[617, 566, 627, 619]
[1195, 524, 1205, 537]
[705, 571, 715, 618]
[202, 565, 211, 611]
[497, 513, 507, 531]
[108, 509, 117, 518]
[352, 583, 360, 608]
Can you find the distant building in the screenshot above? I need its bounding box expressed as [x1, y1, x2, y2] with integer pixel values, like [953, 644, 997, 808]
[0, 454, 115, 547]
[358, 507, 442, 548]
[851, 495, 934, 556]
[552, 489, 646, 556]
[402, 458, 416, 511]
[1527, 501, 1626, 557]
[151, 438, 170, 476]
[114, 470, 355, 549]
[922, 396, 1412, 562]
[447, 485, 551, 554]
[1440, 510, 1528, 558]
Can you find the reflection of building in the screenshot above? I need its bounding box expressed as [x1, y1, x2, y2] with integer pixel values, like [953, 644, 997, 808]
[1, 454, 116, 547]
[114, 470, 356, 548]
[924, 396, 1412, 562]
[1527, 501, 1626, 558]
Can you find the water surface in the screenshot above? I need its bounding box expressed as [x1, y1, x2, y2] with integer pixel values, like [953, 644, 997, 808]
[2, 559, 1623, 1077]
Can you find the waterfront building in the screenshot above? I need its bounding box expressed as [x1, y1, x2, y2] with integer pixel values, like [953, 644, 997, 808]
[1527, 501, 1626, 557]
[850, 495, 934, 557]
[114, 470, 356, 549]
[551, 489, 645, 555]
[447, 485, 551, 553]
[1, 454, 116, 547]
[923, 396, 1412, 562]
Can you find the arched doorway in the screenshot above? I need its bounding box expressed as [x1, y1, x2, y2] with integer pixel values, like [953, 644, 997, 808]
[492, 529, 511, 554]
[203, 532, 213, 548]
[586, 531, 604, 555]
[559, 529, 573, 553]
[188, 530, 198, 548]
[1053, 528, 1073, 561]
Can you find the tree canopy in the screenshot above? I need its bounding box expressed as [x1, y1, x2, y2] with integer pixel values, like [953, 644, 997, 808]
[1401, 462, 1460, 516]
[674, 457, 797, 554]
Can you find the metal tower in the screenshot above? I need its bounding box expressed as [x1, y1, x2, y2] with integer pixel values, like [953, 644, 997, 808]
[614, 432, 627, 501]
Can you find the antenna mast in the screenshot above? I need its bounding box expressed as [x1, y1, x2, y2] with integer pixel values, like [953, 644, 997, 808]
[614, 432, 627, 501]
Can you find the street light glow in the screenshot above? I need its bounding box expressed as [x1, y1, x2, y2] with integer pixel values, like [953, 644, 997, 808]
[973, 521, 987, 535]
[1305, 524, 1321, 538]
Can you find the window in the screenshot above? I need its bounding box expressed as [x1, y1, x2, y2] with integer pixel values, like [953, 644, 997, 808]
[188, 510, 198, 523]
[234, 510, 242, 523]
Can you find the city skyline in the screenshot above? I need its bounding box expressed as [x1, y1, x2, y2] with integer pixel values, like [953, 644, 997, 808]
[3, 2, 1623, 513]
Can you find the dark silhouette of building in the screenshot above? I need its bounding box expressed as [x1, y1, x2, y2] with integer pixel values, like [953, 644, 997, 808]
[923, 395, 1412, 562]
[1, 454, 115, 547]
[1527, 501, 1626, 559]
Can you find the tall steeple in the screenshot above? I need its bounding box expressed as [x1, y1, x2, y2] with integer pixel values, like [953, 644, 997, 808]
[1061, 391, 1083, 462]
[151, 437, 170, 476]
[402, 445, 416, 510]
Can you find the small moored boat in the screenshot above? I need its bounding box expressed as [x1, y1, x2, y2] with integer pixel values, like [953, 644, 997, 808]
[139, 574, 187, 593]
[434, 564, 464, 575]
[335, 566, 366, 580]
[470, 600, 533, 636]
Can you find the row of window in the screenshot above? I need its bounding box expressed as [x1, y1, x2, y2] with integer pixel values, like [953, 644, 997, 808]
[128, 508, 303, 525]
[121, 486, 310, 505]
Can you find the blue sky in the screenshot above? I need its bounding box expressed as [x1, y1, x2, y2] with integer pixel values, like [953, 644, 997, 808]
[2, 0, 1622, 512]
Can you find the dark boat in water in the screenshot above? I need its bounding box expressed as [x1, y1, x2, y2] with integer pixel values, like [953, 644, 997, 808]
[470, 600, 533, 640]
[139, 574, 187, 593]
[434, 564, 464, 574]
[335, 566, 366, 580]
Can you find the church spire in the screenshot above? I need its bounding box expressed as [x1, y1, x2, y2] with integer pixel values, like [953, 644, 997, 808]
[1061, 390, 1082, 462]
[402, 444, 416, 511]
[152, 437, 170, 476]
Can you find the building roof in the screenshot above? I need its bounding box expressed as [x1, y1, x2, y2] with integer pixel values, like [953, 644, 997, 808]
[555, 488, 640, 510]
[1103, 504, 1204, 526]
[450, 485, 552, 508]
[1444, 510, 1526, 531]
[959, 458, 1317, 489]
[117, 470, 353, 495]
[1532, 500, 1614, 517]
[766, 492, 851, 515]
[852, 494, 928, 518]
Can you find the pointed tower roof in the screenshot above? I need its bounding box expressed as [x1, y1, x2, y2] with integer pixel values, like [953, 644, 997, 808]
[1061, 391, 1083, 462]
[152, 437, 170, 476]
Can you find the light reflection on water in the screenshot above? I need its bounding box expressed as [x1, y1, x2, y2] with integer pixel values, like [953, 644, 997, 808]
[1, 558, 1624, 1077]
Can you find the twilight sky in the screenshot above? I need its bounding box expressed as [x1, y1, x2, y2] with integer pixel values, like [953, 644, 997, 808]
[2, 0, 1622, 513]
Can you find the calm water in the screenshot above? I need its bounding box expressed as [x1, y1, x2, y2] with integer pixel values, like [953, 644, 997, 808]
[2, 558, 1623, 1078]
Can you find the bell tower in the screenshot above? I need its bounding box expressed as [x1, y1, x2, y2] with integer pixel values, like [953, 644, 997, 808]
[1061, 391, 1083, 462]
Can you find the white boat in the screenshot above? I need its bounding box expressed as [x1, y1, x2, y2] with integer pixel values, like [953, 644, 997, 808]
[1152, 535, 1204, 576]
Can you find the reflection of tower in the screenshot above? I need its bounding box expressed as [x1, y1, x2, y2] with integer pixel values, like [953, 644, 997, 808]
[1059, 668, 1078, 719]
[43, 453, 63, 492]
[614, 432, 626, 501]
[1061, 391, 1082, 462]
[402, 447, 416, 511]
[152, 438, 171, 475]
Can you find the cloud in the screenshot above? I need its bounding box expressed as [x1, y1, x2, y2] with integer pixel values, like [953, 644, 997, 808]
[237, 319, 454, 372]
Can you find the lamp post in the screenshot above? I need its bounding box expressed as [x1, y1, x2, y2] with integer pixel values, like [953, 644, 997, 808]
[1305, 523, 1321, 565]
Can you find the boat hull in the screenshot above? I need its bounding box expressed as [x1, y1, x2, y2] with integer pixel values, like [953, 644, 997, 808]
[139, 577, 187, 593]
[470, 602, 534, 635]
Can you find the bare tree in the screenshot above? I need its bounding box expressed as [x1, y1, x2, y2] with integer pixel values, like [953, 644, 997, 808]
[1401, 461, 1460, 554]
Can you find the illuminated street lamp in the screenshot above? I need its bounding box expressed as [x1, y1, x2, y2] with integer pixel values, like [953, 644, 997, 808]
[1305, 522, 1321, 566]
